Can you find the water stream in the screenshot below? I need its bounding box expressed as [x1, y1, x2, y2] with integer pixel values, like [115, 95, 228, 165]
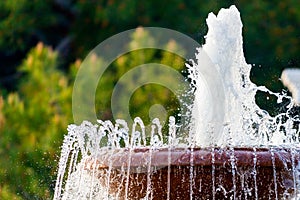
[54, 5, 300, 200]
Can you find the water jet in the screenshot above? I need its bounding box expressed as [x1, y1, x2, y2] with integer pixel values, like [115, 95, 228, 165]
[54, 5, 300, 200]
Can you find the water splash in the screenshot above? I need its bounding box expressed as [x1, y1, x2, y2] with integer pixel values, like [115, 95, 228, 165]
[189, 5, 300, 147]
[54, 5, 300, 200]
[282, 68, 300, 105]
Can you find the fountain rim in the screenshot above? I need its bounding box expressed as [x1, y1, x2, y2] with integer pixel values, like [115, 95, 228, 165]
[85, 146, 299, 170]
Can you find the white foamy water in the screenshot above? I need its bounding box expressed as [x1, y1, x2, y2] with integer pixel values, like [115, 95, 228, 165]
[281, 68, 300, 105]
[191, 5, 300, 147]
[54, 5, 300, 200]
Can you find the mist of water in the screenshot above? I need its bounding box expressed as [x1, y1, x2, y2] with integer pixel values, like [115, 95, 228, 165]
[190, 5, 299, 147]
[54, 5, 300, 200]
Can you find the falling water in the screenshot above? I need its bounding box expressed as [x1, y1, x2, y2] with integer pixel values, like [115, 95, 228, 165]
[270, 148, 279, 199]
[54, 5, 300, 200]
[211, 147, 216, 200]
[189, 6, 298, 147]
[252, 147, 258, 199]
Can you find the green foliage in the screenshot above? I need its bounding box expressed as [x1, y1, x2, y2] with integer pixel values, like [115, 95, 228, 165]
[0, 43, 73, 199]
[96, 27, 185, 126]
[0, 0, 66, 54]
[1, 0, 299, 92]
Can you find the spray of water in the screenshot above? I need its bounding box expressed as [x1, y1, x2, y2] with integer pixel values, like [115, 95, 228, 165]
[189, 5, 300, 147]
[54, 5, 300, 200]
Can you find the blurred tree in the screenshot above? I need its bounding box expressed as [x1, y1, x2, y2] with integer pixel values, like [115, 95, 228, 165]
[95, 27, 186, 127]
[0, 43, 73, 199]
[1, 0, 299, 94]
[0, 0, 73, 89]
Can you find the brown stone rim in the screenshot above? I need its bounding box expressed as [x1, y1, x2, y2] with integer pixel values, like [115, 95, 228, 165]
[89, 147, 300, 169]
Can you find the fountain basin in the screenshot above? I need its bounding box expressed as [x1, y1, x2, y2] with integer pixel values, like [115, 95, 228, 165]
[84, 147, 300, 199]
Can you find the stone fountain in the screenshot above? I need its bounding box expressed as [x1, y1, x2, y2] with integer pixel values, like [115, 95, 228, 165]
[54, 6, 300, 200]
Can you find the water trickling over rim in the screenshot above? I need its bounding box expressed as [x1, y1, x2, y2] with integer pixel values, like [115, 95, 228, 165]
[54, 5, 300, 200]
